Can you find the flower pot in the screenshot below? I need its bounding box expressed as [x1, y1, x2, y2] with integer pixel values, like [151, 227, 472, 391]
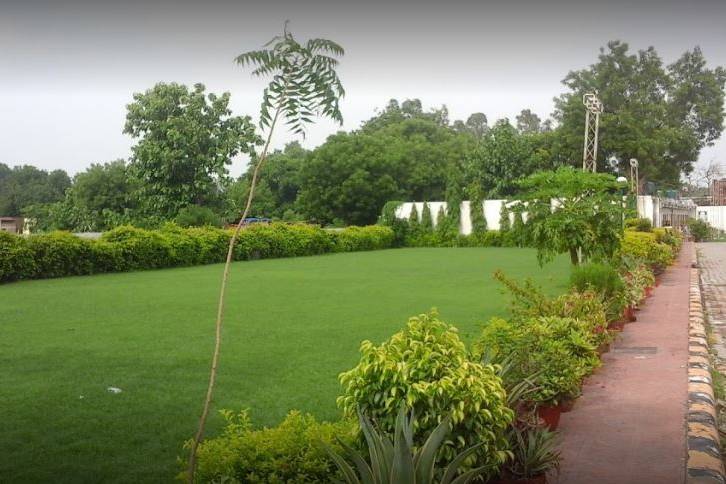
[559, 396, 576, 413]
[623, 306, 636, 322]
[608, 319, 625, 331]
[537, 404, 561, 431]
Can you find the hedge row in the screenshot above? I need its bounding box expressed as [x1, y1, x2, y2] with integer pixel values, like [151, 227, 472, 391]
[0, 223, 395, 283]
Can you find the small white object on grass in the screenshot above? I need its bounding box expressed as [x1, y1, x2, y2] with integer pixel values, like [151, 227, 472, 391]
[107, 387, 122, 394]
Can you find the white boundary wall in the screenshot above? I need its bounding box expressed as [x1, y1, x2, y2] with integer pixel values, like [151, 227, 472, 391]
[696, 206, 726, 231]
[394, 200, 514, 234]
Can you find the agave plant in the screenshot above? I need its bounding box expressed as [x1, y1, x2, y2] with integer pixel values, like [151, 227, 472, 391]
[327, 406, 490, 484]
[479, 348, 540, 411]
[507, 427, 561, 479]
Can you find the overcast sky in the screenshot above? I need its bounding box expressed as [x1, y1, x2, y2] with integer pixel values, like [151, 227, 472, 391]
[1, 0, 725, 177]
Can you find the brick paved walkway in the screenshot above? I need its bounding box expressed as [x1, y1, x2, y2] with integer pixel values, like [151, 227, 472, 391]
[699, 243, 726, 359]
[554, 243, 692, 484]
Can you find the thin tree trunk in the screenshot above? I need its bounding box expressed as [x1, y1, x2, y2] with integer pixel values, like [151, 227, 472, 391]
[569, 247, 579, 265]
[186, 100, 284, 483]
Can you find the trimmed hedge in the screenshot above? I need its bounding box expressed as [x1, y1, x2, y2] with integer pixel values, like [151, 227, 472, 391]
[620, 231, 675, 274]
[0, 223, 395, 283]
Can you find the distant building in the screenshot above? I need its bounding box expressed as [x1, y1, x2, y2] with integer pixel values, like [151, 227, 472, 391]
[712, 179, 726, 205]
[0, 217, 24, 234]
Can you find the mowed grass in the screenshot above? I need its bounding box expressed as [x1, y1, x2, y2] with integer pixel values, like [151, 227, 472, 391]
[0, 247, 569, 483]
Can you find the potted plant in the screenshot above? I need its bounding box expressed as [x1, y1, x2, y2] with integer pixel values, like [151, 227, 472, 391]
[498, 427, 561, 483]
[535, 402, 562, 431]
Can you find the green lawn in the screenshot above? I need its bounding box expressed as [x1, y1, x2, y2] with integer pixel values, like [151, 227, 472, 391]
[0, 247, 569, 483]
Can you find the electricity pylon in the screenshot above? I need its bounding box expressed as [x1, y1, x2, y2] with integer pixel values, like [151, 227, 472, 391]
[582, 92, 603, 172]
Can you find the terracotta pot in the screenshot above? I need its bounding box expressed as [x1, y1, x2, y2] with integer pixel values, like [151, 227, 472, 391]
[608, 319, 625, 331]
[623, 306, 636, 322]
[537, 404, 561, 431]
[559, 397, 576, 413]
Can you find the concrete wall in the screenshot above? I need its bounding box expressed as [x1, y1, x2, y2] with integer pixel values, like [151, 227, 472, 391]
[394, 200, 514, 234]
[637, 196, 696, 228]
[696, 206, 726, 231]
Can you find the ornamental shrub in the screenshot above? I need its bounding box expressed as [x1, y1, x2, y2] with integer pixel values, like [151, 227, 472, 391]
[1, 223, 394, 284]
[620, 231, 673, 274]
[653, 227, 682, 253]
[475, 316, 600, 405]
[0, 231, 35, 282]
[331, 225, 395, 252]
[687, 218, 712, 242]
[26, 231, 96, 278]
[185, 226, 230, 264]
[569, 262, 624, 301]
[625, 218, 652, 232]
[378, 201, 408, 247]
[102, 225, 175, 269]
[192, 410, 354, 483]
[420, 202, 433, 232]
[494, 270, 611, 345]
[337, 311, 513, 473]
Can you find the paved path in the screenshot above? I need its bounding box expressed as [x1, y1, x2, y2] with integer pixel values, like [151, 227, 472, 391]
[699, 243, 726, 358]
[554, 243, 691, 484]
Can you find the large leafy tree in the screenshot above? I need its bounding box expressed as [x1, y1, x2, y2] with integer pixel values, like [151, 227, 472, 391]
[554, 41, 726, 186]
[226, 141, 308, 220]
[0, 164, 70, 216]
[466, 119, 537, 198]
[515, 109, 543, 134]
[71, 160, 136, 217]
[297, 132, 402, 225]
[517, 166, 624, 265]
[124, 82, 259, 217]
[188, 25, 345, 481]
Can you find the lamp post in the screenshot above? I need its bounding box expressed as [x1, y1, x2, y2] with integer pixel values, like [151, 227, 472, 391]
[617, 176, 628, 228]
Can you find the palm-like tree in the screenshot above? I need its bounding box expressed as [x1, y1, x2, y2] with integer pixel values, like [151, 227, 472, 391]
[186, 23, 345, 482]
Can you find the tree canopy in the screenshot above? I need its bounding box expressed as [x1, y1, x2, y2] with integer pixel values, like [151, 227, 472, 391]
[554, 41, 726, 186]
[124, 82, 259, 217]
[516, 166, 625, 265]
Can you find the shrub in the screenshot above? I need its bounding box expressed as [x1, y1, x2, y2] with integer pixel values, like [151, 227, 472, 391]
[159, 223, 203, 266]
[569, 262, 624, 302]
[420, 203, 433, 232]
[1, 223, 394, 284]
[547, 290, 611, 346]
[378, 201, 408, 247]
[330, 225, 395, 252]
[88, 240, 124, 273]
[174, 205, 222, 227]
[26, 232, 96, 278]
[475, 316, 600, 405]
[688, 218, 712, 242]
[0, 231, 35, 282]
[102, 225, 174, 269]
[337, 311, 513, 473]
[235, 223, 333, 260]
[620, 231, 673, 274]
[653, 227, 682, 253]
[625, 218, 652, 232]
[185, 226, 230, 264]
[192, 410, 353, 483]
